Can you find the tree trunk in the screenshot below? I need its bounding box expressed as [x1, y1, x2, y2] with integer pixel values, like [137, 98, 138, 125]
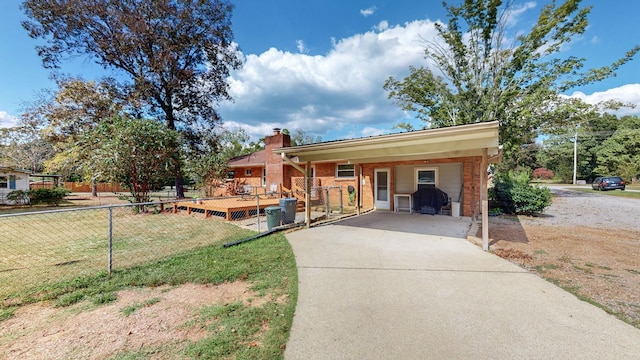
[174, 164, 185, 199]
[165, 111, 185, 199]
[91, 178, 98, 197]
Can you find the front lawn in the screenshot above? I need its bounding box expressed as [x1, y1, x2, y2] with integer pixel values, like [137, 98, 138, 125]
[569, 187, 640, 199]
[0, 233, 297, 359]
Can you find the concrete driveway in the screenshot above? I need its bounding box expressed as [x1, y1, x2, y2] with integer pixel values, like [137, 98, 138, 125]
[284, 211, 640, 359]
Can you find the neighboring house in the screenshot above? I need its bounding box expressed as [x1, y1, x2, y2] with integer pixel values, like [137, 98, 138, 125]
[0, 167, 31, 205]
[229, 122, 501, 250]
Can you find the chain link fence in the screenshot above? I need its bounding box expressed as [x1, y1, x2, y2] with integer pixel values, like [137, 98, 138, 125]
[0, 189, 355, 301]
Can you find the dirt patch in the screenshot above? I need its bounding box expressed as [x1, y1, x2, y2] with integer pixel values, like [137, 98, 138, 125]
[478, 188, 640, 327]
[0, 282, 265, 359]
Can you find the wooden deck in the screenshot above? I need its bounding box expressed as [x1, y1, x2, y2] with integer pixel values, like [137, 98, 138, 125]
[173, 196, 282, 221]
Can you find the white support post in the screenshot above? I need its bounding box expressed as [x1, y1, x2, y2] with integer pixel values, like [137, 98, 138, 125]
[281, 153, 311, 228]
[305, 161, 312, 228]
[357, 164, 362, 215]
[481, 148, 489, 251]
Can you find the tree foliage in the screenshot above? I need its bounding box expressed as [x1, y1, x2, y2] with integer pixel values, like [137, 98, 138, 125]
[284, 128, 322, 146]
[21, 77, 125, 188]
[89, 117, 178, 203]
[188, 127, 253, 195]
[384, 0, 639, 156]
[537, 114, 635, 182]
[0, 121, 54, 173]
[22, 0, 243, 197]
[594, 117, 640, 181]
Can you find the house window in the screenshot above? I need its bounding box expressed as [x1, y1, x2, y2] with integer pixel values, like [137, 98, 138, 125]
[0, 176, 7, 189]
[415, 168, 438, 190]
[9, 175, 16, 189]
[336, 164, 355, 178]
[245, 169, 252, 176]
[226, 170, 235, 180]
[262, 168, 266, 186]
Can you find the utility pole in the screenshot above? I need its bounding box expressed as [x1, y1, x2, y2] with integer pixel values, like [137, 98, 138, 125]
[573, 132, 578, 185]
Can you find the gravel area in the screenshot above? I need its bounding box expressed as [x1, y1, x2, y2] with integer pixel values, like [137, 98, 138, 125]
[527, 185, 640, 231]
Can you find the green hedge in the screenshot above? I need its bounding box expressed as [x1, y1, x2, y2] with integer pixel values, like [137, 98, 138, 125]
[490, 171, 552, 215]
[6, 190, 30, 205]
[26, 187, 71, 206]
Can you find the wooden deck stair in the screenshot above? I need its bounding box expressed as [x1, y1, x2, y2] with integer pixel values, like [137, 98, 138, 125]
[281, 185, 306, 211]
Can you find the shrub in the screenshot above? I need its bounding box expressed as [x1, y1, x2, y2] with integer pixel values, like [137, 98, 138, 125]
[532, 167, 554, 180]
[489, 170, 552, 215]
[27, 187, 71, 206]
[6, 190, 30, 205]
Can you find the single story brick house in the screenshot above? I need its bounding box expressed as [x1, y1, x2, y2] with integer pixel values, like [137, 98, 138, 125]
[0, 167, 31, 205]
[228, 121, 501, 250]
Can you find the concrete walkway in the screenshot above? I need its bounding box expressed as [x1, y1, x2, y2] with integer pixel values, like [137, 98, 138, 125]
[284, 212, 640, 359]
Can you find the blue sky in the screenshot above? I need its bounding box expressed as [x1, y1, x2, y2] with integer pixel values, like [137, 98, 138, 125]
[1, 0, 639, 141]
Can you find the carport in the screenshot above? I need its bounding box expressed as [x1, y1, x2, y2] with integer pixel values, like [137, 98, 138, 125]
[275, 121, 501, 250]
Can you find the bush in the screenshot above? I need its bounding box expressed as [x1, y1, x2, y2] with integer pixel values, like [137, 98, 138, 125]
[27, 187, 71, 206]
[6, 190, 30, 205]
[532, 167, 554, 180]
[489, 171, 552, 215]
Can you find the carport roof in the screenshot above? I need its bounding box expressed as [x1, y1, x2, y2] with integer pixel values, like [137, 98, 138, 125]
[274, 121, 500, 163]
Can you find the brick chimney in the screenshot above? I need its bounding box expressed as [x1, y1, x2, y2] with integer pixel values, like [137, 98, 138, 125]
[264, 128, 291, 191]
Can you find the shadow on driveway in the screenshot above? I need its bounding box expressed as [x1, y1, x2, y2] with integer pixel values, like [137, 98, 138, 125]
[334, 211, 472, 238]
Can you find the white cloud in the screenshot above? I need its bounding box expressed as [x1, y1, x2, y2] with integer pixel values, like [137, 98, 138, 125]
[0, 111, 19, 128]
[360, 6, 377, 17]
[361, 126, 388, 137]
[374, 20, 389, 32]
[504, 1, 537, 27]
[568, 84, 640, 116]
[296, 40, 307, 54]
[219, 19, 441, 140]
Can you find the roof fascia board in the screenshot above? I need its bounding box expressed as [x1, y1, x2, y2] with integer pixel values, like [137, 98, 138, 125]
[276, 121, 499, 155]
[293, 137, 499, 162]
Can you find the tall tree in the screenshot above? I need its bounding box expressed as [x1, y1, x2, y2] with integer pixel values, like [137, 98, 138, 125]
[282, 128, 322, 146]
[22, 0, 243, 198]
[538, 113, 630, 182]
[0, 122, 54, 172]
[384, 0, 639, 156]
[188, 127, 252, 196]
[89, 117, 178, 203]
[594, 116, 640, 182]
[22, 77, 124, 195]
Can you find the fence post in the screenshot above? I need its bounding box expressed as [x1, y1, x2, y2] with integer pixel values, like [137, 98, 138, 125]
[256, 194, 261, 232]
[339, 186, 343, 213]
[108, 206, 113, 275]
[325, 187, 330, 217]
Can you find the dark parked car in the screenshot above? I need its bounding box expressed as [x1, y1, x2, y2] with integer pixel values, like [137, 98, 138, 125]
[591, 176, 626, 191]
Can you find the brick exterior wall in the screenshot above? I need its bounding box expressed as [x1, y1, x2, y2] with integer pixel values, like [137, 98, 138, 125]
[264, 130, 291, 191]
[228, 139, 484, 217]
[292, 157, 482, 217]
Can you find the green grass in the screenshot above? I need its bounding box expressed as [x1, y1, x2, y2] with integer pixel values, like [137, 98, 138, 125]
[0, 208, 255, 301]
[121, 297, 162, 316]
[0, 232, 298, 359]
[572, 264, 593, 274]
[533, 263, 559, 272]
[570, 187, 640, 199]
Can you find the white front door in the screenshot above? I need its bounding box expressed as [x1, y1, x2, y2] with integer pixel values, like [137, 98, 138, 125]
[374, 168, 390, 210]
